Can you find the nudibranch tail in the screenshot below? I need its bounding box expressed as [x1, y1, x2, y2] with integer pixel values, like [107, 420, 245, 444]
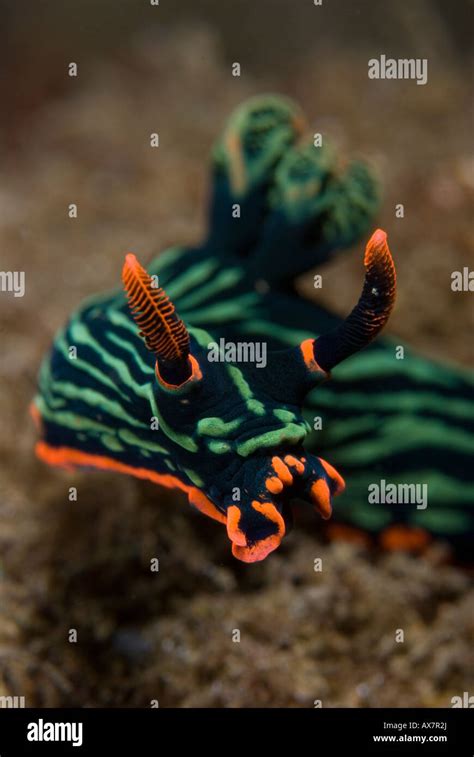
[122, 253, 192, 385]
[314, 228, 396, 371]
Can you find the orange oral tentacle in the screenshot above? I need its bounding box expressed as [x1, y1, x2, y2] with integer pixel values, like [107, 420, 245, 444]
[310, 479, 332, 520]
[283, 454, 305, 475]
[231, 534, 281, 563]
[266, 476, 284, 494]
[226, 505, 247, 546]
[231, 500, 285, 563]
[319, 457, 346, 495]
[251, 500, 286, 538]
[271, 456, 293, 486]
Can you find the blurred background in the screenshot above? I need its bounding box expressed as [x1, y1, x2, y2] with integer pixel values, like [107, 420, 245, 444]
[0, 0, 472, 707]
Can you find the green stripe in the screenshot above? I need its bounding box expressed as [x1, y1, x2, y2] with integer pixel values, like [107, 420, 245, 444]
[208, 440, 232, 454]
[179, 268, 242, 311]
[54, 332, 130, 401]
[242, 319, 314, 345]
[107, 310, 140, 336]
[118, 428, 168, 455]
[189, 325, 217, 348]
[69, 320, 150, 402]
[186, 293, 259, 323]
[339, 505, 392, 530]
[45, 379, 144, 428]
[36, 395, 113, 435]
[305, 413, 377, 444]
[166, 258, 219, 300]
[237, 423, 307, 457]
[106, 330, 154, 376]
[198, 417, 242, 437]
[101, 434, 125, 452]
[311, 388, 474, 422]
[147, 246, 186, 281]
[274, 408, 297, 422]
[334, 351, 472, 389]
[147, 386, 198, 452]
[332, 417, 474, 466]
[227, 364, 253, 400]
[411, 508, 472, 534]
[183, 468, 204, 487]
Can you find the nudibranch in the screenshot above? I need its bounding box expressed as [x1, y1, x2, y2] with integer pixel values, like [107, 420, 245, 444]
[32, 226, 395, 562]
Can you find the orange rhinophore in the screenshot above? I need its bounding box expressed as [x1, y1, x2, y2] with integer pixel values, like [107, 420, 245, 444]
[122, 253, 191, 377]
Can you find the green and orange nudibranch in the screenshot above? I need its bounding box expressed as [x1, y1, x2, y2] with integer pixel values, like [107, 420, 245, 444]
[32, 95, 474, 561]
[32, 229, 395, 562]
